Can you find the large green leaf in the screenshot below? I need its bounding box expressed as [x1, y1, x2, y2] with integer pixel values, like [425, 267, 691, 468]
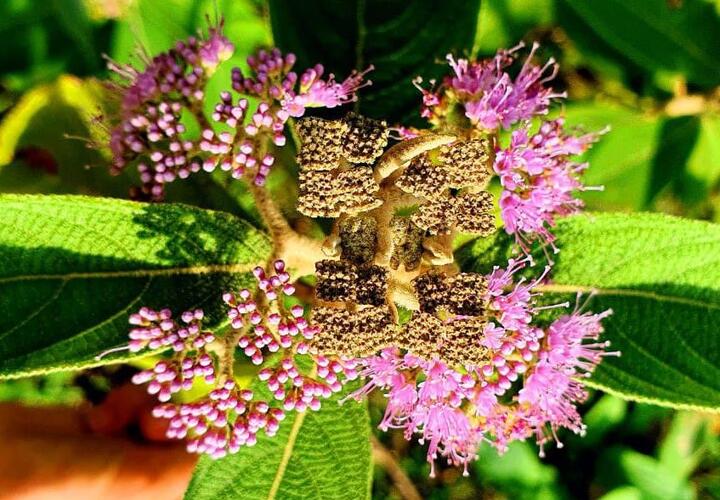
[560, 0, 720, 88]
[459, 212, 720, 412]
[185, 390, 372, 500]
[268, 0, 481, 123]
[562, 103, 664, 212]
[0, 194, 270, 379]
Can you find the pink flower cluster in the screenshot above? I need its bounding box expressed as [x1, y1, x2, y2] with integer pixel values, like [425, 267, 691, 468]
[494, 119, 603, 250]
[351, 259, 615, 475]
[416, 42, 564, 131]
[199, 49, 371, 185]
[126, 307, 216, 402]
[108, 25, 234, 199]
[112, 261, 358, 459]
[108, 28, 370, 195]
[413, 42, 603, 252]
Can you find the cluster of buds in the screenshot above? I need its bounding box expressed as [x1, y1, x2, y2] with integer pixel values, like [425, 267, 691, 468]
[97, 307, 217, 402]
[107, 24, 234, 199]
[182, 47, 373, 187]
[107, 26, 371, 196]
[108, 261, 359, 459]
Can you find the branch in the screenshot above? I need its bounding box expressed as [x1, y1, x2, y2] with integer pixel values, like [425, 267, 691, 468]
[371, 435, 422, 500]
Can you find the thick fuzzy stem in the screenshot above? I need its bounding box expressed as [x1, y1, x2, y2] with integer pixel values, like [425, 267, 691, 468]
[247, 182, 325, 276]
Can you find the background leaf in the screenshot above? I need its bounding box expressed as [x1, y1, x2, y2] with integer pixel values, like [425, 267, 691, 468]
[0, 194, 270, 379]
[459, 212, 720, 411]
[185, 388, 372, 500]
[559, 0, 720, 88]
[268, 0, 482, 123]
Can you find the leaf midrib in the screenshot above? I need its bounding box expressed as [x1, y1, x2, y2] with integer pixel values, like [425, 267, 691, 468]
[0, 262, 261, 284]
[536, 284, 720, 311]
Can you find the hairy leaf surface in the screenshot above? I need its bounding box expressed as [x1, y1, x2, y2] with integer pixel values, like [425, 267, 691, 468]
[0, 195, 270, 378]
[185, 391, 372, 500]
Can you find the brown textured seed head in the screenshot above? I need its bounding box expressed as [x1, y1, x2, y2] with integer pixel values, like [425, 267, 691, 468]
[335, 166, 382, 214]
[297, 166, 381, 218]
[315, 260, 357, 303]
[311, 305, 394, 357]
[396, 153, 451, 200]
[297, 170, 342, 217]
[440, 316, 490, 366]
[311, 306, 356, 355]
[445, 272, 488, 316]
[355, 265, 389, 306]
[454, 191, 495, 236]
[439, 138, 492, 189]
[339, 215, 378, 265]
[411, 197, 456, 235]
[395, 312, 444, 360]
[296, 117, 349, 170]
[412, 271, 451, 314]
[343, 113, 390, 164]
[389, 216, 425, 271]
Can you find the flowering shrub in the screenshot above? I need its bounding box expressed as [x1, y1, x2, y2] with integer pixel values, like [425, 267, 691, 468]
[4, 3, 719, 499]
[94, 20, 622, 475]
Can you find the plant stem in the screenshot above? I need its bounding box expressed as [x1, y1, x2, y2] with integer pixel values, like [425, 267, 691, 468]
[371, 435, 422, 500]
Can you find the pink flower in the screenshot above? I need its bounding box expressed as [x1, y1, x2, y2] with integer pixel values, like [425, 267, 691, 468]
[283, 65, 373, 117]
[350, 260, 614, 473]
[494, 118, 603, 251]
[416, 42, 564, 130]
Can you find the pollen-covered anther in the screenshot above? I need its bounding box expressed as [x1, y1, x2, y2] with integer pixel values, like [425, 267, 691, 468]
[454, 191, 495, 236]
[412, 271, 451, 314]
[315, 260, 357, 302]
[339, 215, 378, 265]
[335, 166, 382, 214]
[297, 170, 342, 217]
[296, 117, 349, 170]
[411, 197, 456, 235]
[389, 217, 424, 271]
[440, 316, 490, 367]
[445, 272, 488, 316]
[342, 113, 390, 164]
[439, 138, 493, 189]
[395, 312, 444, 360]
[355, 265, 389, 306]
[396, 153, 451, 200]
[297, 166, 381, 217]
[311, 306, 394, 357]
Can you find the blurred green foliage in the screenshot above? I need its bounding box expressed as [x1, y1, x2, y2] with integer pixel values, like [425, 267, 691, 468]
[1, 0, 720, 499]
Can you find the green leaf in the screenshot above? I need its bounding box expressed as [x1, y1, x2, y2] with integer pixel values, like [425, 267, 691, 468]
[560, 0, 720, 88]
[268, 0, 482, 123]
[475, 0, 554, 56]
[0, 0, 108, 92]
[581, 394, 627, 447]
[562, 103, 664, 211]
[0, 194, 270, 379]
[0, 75, 133, 197]
[674, 114, 720, 205]
[475, 441, 566, 500]
[658, 412, 708, 479]
[459, 212, 720, 412]
[185, 390, 372, 500]
[596, 447, 694, 500]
